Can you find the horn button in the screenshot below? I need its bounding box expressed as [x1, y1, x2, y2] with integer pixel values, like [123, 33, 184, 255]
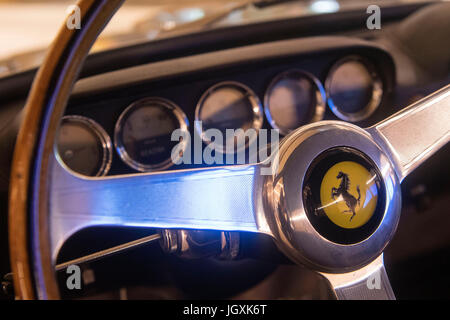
[266, 121, 401, 273]
[303, 147, 386, 244]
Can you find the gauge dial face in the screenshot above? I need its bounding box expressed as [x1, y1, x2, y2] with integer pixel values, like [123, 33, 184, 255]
[57, 116, 112, 176]
[326, 56, 383, 122]
[115, 98, 188, 171]
[195, 81, 263, 153]
[264, 70, 326, 135]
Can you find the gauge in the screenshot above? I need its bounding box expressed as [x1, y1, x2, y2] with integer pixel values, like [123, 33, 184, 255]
[264, 70, 326, 135]
[195, 81, 263, 153]
[114, 97, 188, 172]
[57, 115, 112, 176]
[325, 56, 383, 122]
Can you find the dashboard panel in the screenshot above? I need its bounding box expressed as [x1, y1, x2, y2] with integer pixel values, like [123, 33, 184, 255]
[61, 36, 396, 176]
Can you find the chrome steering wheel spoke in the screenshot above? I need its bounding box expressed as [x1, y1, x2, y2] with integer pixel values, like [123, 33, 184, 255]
[320, 254, 395, 300]
[49, 156, 271, 261]
[368, 84, 450, 181]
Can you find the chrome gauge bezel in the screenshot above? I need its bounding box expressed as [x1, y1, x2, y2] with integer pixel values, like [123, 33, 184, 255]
[195, 81, 264, 154]
[325, 55, 383, 123]
[56, 115, 113, 177]
[264, 69, 326, 136]
[114, 97, 189, 172]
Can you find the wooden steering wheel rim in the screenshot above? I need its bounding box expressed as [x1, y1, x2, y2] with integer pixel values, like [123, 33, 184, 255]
[8, 0, 123, 299]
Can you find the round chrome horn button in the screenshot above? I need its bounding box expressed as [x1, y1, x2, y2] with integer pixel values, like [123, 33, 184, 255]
[265, 121, 401, 273]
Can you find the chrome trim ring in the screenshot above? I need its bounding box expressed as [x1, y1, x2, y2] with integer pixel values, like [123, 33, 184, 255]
[264, 121, 401, 273]
[195, 81, 264, 154]
[325, 56, 383, 122]
[114, 97, 189, 172]
[264, 70, 326, 135]
[56, 115, 112, 177]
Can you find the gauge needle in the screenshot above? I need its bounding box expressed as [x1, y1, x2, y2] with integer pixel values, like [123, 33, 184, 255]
[55, 233, 161, 271]
[62, 146, 89, 160]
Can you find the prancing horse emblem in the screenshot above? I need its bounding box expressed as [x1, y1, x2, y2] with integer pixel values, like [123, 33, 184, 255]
[331, 171, 361, 221]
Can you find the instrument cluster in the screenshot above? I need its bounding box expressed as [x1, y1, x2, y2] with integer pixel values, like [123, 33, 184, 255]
[57, 55, 385, 177]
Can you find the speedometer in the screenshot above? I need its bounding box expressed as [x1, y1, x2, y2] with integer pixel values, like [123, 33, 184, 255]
[114, 97, 189, 172]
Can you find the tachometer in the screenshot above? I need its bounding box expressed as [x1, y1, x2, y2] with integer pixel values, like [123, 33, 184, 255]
[114, 97, 188, 172]
[57, 115, 112, 176]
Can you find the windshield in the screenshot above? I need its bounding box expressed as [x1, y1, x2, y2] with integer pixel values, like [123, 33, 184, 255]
[0, 0, 439, 77]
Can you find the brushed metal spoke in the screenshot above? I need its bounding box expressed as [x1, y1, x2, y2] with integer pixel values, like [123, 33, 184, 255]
[369, 84, 450, 181]
[321, 255, 395, 300]
[49, 156, 270, 261]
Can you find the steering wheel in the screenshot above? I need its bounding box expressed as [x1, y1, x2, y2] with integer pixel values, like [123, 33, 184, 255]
[8, 0, 450, 299]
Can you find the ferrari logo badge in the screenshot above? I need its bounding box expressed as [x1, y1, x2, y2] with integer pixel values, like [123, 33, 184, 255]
[331, 171, 361, 222]
[320, 161, 378, 229]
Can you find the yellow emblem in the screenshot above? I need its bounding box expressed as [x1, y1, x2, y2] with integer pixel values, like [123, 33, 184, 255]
[320, 161, 378, 229]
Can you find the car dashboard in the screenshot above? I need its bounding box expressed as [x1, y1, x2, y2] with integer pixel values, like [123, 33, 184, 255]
[64, 36, 396, 176]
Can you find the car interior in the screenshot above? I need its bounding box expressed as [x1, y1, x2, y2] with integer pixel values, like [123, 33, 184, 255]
[0, 0, 449, 300]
